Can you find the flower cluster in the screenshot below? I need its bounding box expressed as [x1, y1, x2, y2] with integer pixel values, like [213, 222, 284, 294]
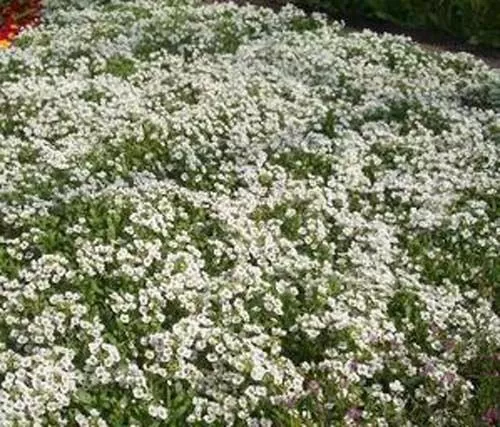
[0, 0, 499, 425]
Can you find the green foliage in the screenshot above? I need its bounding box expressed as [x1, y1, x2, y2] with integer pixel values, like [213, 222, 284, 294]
[461, 72, 500, 110]
[105, 55, 136, 78]
[293, 0, 500, 47]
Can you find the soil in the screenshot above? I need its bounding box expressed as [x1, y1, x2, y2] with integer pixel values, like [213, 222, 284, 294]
[206, 0, 500, 69]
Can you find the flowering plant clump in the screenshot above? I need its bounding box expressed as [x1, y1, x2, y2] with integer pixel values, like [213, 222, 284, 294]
[0, 0, 499, 425]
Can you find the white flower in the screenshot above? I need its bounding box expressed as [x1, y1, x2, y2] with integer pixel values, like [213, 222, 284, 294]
[389, 380, 404, 394]
[250, 365, 266, 382]
[0, 0, 497, 425]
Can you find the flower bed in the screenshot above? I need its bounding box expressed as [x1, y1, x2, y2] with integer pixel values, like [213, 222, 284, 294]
[0, 0, 41, 47]
[0, 0, 499, 425]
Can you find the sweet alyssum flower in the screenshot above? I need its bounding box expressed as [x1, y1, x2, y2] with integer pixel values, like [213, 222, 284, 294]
[0, 0, 498, 425]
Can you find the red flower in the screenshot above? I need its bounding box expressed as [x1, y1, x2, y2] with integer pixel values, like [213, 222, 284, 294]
[0, 0, 42, 48]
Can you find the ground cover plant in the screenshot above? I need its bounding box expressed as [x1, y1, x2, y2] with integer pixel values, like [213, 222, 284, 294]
[0, 0, 499, 425]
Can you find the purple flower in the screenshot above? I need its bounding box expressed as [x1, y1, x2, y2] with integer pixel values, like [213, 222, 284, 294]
[442, 371, 456, 386]
[482, 408, 499, 426]
[348, 360, 358, 372]
[444, 339, 456, 352]
[346, 407, 363, 422]
[420, 362, 435, 376]
[307, 380, 321, 395]
[283, 396, 297, 409]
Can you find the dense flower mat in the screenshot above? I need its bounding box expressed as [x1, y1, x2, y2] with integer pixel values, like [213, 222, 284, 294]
[0, 0, 499, 425]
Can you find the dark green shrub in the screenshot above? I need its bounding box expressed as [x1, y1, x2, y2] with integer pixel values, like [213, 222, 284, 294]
[292, 0, 500, 47]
